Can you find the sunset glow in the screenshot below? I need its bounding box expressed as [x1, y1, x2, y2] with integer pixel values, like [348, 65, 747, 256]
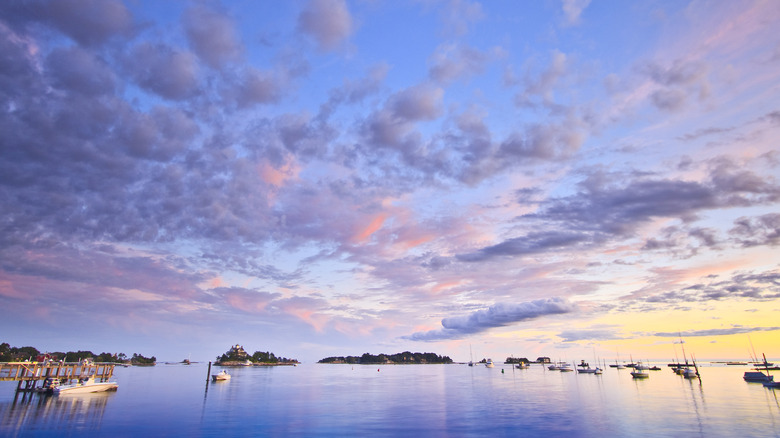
[0, 0, 778, 364]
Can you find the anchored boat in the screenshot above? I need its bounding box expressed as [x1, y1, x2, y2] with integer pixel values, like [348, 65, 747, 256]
[52, 377, 118, 395]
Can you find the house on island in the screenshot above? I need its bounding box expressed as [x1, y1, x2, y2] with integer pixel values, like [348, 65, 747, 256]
[228, 344, 249, 359]
[216, 344, 252, 364]
[536, 357, 551, 364]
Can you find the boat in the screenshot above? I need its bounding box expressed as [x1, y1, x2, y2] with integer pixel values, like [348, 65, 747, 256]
[610, 360, 626, 369]
[577, 359, 601, 374]
[682, 367, 698, 379]
[212, 370, 231, 381]
[52, 377, 118, 395]
[485, 359, 494, 368]
[743, 371, 773, 383]
[752, 354, 778, 389]
[559, 363, 574, 372]
[515, 362, 529, 369]
[468, 345, 474, 366]
[630, 359, 649, 378]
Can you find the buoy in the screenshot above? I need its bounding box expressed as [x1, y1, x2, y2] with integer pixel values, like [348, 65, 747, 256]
[501, 369, 504, 374]
[377, 368, 380, 372]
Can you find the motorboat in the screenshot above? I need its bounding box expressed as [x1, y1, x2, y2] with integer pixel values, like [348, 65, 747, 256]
[744, 371, 774, 383]
[485, 359, 494, 368]
[682, 367, 698, 379]
[630, 362, 649, 378]
[52, 377, 118, 395]
[212, 370, 231, 381]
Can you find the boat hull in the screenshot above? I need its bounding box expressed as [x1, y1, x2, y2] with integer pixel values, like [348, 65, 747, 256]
[744, 372, 773, 383]
[54, 382, 118, 395]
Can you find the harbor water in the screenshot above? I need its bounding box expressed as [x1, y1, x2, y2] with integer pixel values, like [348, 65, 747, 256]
[1, 362, 779, 437]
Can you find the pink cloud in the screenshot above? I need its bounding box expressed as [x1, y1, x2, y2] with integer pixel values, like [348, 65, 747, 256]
[353, 213, 388, 243]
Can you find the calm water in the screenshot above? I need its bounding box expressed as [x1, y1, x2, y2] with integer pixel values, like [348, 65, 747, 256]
[1, 362, 779, 437]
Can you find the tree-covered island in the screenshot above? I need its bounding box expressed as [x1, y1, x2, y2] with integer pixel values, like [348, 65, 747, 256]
[215, 344, 299, 365]
[318, 351, 453, 364]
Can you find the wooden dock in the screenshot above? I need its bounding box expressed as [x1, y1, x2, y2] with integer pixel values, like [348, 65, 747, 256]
[0, 361, 117, 392]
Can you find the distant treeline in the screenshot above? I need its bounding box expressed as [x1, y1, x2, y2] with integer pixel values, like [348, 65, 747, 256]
[318, 351, 453, 364]
[0, 342, 155, 364]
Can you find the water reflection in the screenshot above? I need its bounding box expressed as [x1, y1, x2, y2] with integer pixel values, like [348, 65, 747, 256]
[0, 392, 113, 434]
[2, 364, 780, 436]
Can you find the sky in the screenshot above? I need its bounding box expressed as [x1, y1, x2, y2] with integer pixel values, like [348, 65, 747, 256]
[1, 0, 779, 364]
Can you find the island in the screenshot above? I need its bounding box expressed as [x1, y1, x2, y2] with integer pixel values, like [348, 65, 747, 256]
[318, 351, 453, 364]
[215, 344, 299, 366]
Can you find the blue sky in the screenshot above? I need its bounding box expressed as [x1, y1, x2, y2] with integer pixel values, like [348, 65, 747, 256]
[1, 0, 779, 364]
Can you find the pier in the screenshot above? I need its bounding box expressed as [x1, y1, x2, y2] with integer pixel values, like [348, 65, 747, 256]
[0, 361, 117, 393]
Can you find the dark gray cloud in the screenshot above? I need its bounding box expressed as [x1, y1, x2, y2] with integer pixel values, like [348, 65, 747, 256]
[654, 326, 780, 338]
[46, 46, 118, 96]
[516, 50, 568, 106]
[455, 163, 779, 262]
[729, 213, 780, 247]
[641, 225, 720, 256]
[457, 231, 591, 262]
[298, 0, 353, 51]
[639, 58, 710, 112]
[558, 327, 623, 342]
[405, 298, 575, 341]
[428, 43, 489, 84]
[641, 58, 708, 87]
[125, 43, 200, 100]
[184, 4, 242, 69]
[498, 117, 584, 161]
[0, 0, 136, 47]
[643, 269, 780, 304]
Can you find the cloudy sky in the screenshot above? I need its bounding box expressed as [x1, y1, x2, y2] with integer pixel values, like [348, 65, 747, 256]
[1, 0, 779, 364]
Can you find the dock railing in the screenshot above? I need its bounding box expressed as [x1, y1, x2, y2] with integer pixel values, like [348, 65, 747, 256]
[0, 361, 117, 392]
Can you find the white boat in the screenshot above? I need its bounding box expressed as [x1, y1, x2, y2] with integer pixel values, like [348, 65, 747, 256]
[515, 362, 529, 369]
[630, 361, 649, 378]
[681, 366, 698, 379]
[485, 359, 494, 368]
[52, 377, 118, 395]
[212, 370, 231, 381]
[559, 362, 573, 372]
